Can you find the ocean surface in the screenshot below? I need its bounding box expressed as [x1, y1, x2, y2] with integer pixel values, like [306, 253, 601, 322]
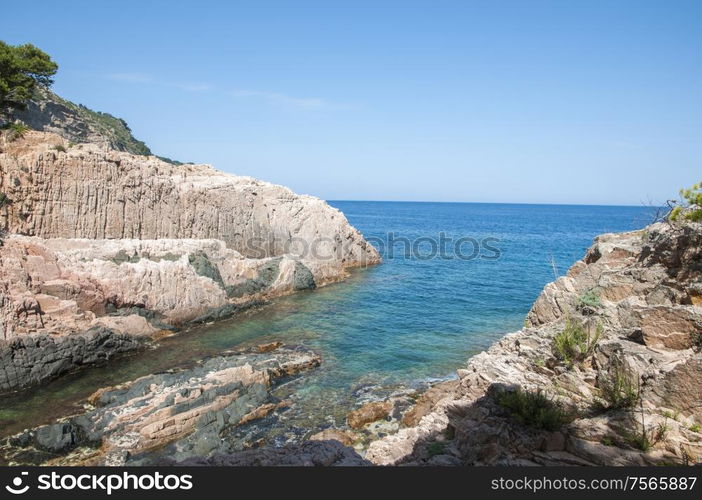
[0, 202, 656, 439]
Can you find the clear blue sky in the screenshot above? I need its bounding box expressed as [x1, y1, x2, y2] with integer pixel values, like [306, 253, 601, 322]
[2, 0, 700, 205]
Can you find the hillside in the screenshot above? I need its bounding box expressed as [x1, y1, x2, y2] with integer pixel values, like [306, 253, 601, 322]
[9, 86, 151, 155]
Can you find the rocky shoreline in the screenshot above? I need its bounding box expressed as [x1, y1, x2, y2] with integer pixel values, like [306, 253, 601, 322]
[1, 342, 322, 465]
[2, 89, 700, 468]
[362, 221, 702, 466]
[2, 219, 700, 467]
[0, 129, 379, 393]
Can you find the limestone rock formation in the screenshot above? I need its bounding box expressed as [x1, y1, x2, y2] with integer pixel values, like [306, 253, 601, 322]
[0, 132, 379, 271]
[365, 222, 702, 466]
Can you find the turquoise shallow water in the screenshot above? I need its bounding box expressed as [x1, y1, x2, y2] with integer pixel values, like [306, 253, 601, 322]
[0, 202, 656, 438]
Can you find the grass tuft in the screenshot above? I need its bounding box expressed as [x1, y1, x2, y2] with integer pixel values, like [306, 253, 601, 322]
[0, 192, 12, 208]
[427, 441, 447, 457]
[496, 388, 570, 431]
[596, 358, 640, 411]
[552, 317, 602, 368]
[624, 406, 667, 452]
[576, 289, 602, 313]
[1, 122, 29, 141]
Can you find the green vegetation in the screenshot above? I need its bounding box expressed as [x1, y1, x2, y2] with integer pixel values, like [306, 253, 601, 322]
[662, 410, 680, 421]
[596, 358, 640, 411]
[669, 182, 702, 222]
[16, 87, 152, 156]
[691, 331, 702, 352]
[1, 122, 29, 141]
[496, 388, 570, 431]
[71, 99, 151, 155]
[0, 41, 173, 160]
[156, 155, 184, 165]
[552, 317, 602, 368]
[626, 428, 654, 452]
[656, 420, 669, 441]
[156, 155, 193, 166]
[690, 423, 701, 433]
[0, 41, 57, 117]
[576, 289, 602, 313]
[0, 192, 12, 208]
[624, 407, 667, 452]
[601, 436, 615, 446]
[52, 144, 66, 153]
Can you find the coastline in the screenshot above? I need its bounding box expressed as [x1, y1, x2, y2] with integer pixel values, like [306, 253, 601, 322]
[364, 222, 702, 466]
[3, 220, 700, 466]
[0, 130, 380, 395]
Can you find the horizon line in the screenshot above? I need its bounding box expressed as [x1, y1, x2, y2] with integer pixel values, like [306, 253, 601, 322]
[326, 199, 660, 209]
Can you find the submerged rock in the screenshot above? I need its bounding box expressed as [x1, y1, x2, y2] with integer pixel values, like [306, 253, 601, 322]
[0, 343, 322, 465]
[347, 400, 393, 429]
[171, 440, 370, 466]
[309, 429, 358, 446]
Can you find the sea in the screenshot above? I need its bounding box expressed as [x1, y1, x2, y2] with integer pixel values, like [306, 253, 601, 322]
[0, 201, 656, 441]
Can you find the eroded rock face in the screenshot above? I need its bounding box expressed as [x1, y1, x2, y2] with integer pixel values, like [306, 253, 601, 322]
[1, 344, 322, 465]
[366, 222, 702, 466]
[0, 132, 379, 271]
[0, 236, 315, 340]
[0, 235, 317, 392]
[0, 328, 141, 394]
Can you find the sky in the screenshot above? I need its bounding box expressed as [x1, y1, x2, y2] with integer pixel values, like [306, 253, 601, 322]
[2, 0, 700, 205]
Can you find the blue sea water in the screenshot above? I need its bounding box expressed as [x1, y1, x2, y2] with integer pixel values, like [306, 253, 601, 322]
[0, 202, 656, 437]
[316, 201, 654, 382]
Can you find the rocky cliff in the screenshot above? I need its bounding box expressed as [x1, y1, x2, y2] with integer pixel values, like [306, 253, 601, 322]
[362, 222, 702, 465]
[3, 196, 700, 466]
[0, 131, 378, 268]
[0, 129, 379, 393]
